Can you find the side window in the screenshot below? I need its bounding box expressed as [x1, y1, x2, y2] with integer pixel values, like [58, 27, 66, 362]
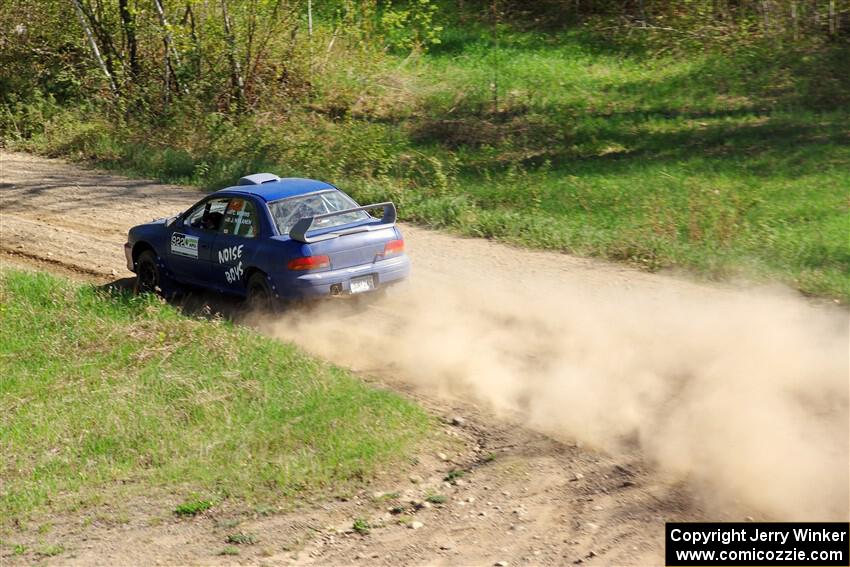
[221, 198, 259, 238]
[186, 198, 230, 231]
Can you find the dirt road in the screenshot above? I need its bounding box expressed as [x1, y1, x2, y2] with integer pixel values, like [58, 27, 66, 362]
[1, 151, 847, 566]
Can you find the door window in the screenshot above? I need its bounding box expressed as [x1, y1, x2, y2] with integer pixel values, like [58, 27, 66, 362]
[185, 198, 231, 232]
[221, 198, 259, 238]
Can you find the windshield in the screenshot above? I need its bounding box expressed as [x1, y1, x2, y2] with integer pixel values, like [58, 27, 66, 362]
[268, 190, 369, 235]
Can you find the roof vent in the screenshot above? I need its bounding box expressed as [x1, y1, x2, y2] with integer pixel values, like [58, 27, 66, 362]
[237, 173, 281, 186]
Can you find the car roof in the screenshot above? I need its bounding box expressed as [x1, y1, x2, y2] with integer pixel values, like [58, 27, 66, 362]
[216, 178, 336, 202]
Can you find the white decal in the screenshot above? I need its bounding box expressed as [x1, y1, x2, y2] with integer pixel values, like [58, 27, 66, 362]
[218, 244, 244, 264]
[225, 210, 253, 230]
[224, 261, 244, 284]
[219, 244, 245, 285]
[171, 233, 199, 258]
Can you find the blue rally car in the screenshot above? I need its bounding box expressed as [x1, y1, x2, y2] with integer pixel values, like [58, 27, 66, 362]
[124, 173, 409, 308]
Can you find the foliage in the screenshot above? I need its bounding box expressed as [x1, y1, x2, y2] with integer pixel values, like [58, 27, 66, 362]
[218, 546, 240, 555]
[174, 499, 213, 517]
[352, 517, 371, 535]
[482, 0, 849, 49]
[225, 533, 258, 545]
[425, 493, 446, 504]
[444, 469, 465, 483]
[36, 544, 64, 557]
[380, 0, 443, 51]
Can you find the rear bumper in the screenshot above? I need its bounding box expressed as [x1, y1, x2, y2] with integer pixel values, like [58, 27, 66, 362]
[276, 254, 410, 299]
[124, 243, 135, 272]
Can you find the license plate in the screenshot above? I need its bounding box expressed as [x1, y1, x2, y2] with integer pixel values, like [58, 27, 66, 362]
[349, 276, 375, 294]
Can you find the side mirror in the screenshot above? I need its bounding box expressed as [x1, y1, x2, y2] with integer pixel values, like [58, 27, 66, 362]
[165, 215, 179, 228]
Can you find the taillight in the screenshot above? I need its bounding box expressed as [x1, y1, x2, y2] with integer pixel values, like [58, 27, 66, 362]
[287, 255, 330, 270]
[382, 239, 405, 257]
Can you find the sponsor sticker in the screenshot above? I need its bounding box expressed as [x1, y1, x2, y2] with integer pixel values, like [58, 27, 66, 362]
[171, 232, 199, 258]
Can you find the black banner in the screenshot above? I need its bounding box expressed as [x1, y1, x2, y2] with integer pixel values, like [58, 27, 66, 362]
[666, 523, 849, 566]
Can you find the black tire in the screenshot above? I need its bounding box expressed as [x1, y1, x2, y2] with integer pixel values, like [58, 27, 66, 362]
[246, 272, 275, 312]
[134, 250, 161, 296]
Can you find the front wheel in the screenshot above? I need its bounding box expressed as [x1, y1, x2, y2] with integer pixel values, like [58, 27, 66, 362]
[246, 272, 275, 312]
[134, 250, 162, 296]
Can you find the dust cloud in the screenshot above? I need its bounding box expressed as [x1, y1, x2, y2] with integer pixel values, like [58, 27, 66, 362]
[259, 267, 849, 521]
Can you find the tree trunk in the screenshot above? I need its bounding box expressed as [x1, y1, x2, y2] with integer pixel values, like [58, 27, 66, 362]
[153, 0, 188, 95]
[71, 0, 118, 96]
[245, 0, 285, 100]
[829, 0, 836, 37]
[761, 0, 770, 35]
[118, 0, 139, 78]
[221, 0, 245, 111]
[72, 0, 123, 94]
[791, 1, 798, 40]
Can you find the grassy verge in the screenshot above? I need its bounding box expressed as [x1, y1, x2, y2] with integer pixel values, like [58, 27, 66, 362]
[405, 29, 850, 299]
[0, 269, 430, 522]
[6, 29, 848, 300]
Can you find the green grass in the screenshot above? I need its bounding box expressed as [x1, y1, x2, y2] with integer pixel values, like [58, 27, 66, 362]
[174, 499, 213, 517]
[352, 517, 371, 535]
[443, 469, 465, 483]
[425, 493, 446, 504]
[417, 110, 850, 299]
[225, 533, 258, 545]
[397, 29, 850, 299]
[36, 544, 64, 557]
[7, 28, 849, 300]
[0, 269, 430, 522]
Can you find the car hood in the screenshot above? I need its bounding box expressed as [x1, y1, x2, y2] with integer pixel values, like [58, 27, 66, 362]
[132, 216, 176, 230]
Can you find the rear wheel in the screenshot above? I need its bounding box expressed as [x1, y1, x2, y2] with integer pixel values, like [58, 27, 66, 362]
[246, 272, 275, 312]
[134, 250, 161, 296]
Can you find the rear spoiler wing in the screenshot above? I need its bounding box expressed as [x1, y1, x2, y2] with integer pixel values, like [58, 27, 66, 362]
[289, 202, 397, 244]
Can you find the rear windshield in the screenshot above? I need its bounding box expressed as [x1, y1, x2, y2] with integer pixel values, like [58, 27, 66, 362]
[268, 190, 369, 235]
